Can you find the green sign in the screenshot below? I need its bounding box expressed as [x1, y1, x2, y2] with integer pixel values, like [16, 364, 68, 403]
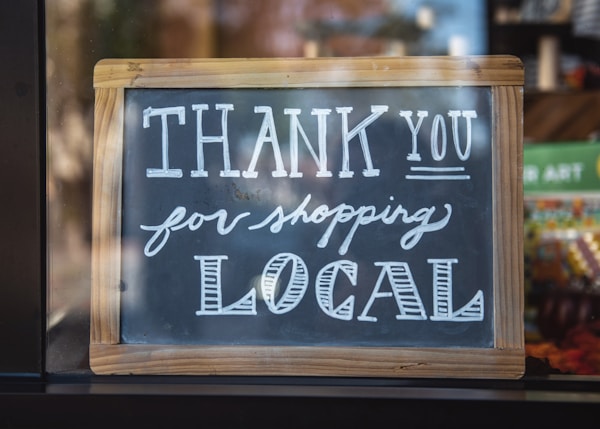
[524, 142, 600, 193]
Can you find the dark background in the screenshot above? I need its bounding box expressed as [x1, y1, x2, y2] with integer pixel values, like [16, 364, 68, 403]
[0, 0, 43, 376]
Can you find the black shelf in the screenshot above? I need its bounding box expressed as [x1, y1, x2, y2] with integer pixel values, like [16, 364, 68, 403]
[1, 374, 599, 428]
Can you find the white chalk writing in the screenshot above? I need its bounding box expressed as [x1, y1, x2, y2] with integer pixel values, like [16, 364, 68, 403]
[191, 253, 484, 322]
[249, 194, 452, 256]
[141, 104, 479, 179]
[139, 196, 452, 258]
[135, 99, 487, 328]
[194, 255, 257, 315]
[140, 207, 251, 257]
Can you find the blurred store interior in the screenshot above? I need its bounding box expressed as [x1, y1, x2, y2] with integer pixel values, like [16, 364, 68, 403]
[46, 0, 600, 375]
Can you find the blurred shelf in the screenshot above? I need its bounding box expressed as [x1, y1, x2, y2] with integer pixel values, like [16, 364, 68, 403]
[524, 90, 600, 142]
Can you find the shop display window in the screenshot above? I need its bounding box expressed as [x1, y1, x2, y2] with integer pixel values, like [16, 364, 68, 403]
[524, 142, 600, 375]
[42, 0, 600, 381]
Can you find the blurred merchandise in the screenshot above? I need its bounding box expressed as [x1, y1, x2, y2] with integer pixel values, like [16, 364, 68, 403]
[527, 320, 600, 375]
[572, 0, 600, 39]
[564, 61, 600, 90]
[520, 0, 573, 23]
[524, 141, 600, 374]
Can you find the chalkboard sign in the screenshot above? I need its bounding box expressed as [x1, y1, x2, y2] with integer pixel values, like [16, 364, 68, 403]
[91, 57, 525, 378]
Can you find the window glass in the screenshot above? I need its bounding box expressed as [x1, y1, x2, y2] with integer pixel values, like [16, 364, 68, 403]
[48, 0, 600, 378]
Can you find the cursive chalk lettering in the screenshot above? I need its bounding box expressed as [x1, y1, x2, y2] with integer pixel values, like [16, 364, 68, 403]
[140, 207, 251, 257]
[248, 194, 452, 255]
[140, 195, 452, 258]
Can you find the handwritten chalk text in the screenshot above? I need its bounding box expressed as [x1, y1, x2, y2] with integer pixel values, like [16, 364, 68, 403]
[193, 254, 484, 322]
[142, 104, 478, 179]
[140, 195, 452, 257]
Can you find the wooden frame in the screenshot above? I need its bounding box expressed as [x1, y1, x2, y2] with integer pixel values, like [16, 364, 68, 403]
[91, 56, 524, 378]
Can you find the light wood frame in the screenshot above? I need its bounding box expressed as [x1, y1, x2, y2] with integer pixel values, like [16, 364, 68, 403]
[91, 56, 524, 378]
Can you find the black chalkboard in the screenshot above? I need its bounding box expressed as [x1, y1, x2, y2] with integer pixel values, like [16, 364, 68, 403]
[119, 86, 494, 348]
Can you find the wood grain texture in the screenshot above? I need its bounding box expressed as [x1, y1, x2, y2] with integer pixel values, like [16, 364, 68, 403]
[94, 56, 524, 89]
[91, 57, 525, 378]
[91, 87, 123, 345]
[90, 344, 524, 378]
[492, 86, 525, 353]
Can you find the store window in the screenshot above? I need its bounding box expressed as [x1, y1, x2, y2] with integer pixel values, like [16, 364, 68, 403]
[46, 0, 600, 377]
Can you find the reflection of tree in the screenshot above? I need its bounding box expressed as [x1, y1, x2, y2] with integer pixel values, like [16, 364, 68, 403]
[47, 0, 159, 254]
[46, 0, 161, 372]
[217, 0, 388, 57]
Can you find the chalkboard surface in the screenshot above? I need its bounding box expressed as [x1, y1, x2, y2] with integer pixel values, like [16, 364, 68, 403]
[120, 86, 493, 347]
[91, 57, 524, 378]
